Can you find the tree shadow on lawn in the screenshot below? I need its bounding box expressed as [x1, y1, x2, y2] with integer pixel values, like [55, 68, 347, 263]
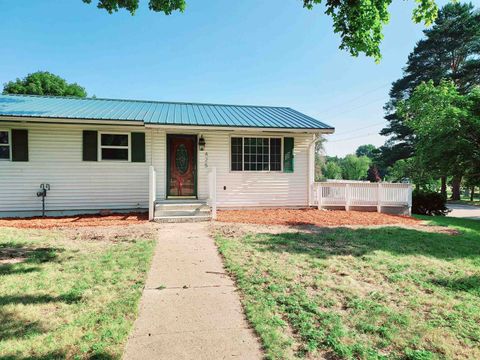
[0, 310, 46, 341]
[0, 243, 63, 276]
[0, 293, 82, 341]
[252, 225, 480, 262]
[0, 352, 116, 360]
[431, 275, 480, 296]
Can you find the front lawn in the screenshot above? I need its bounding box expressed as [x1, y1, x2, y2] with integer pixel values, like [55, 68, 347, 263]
[215, 218, 480, 359]
[0, 225, 156, 359]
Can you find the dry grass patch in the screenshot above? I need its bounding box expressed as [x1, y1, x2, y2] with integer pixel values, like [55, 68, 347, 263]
[0, 224, 157, 359]
[214, 217, 480, 359]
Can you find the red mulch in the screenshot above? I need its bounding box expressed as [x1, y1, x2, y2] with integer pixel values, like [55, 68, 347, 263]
[0, 212, 148, 229]
[217, 208, 419, 227]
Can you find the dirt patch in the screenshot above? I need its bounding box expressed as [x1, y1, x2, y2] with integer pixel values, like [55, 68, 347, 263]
[0, 212, 148, 229]
[61, 223, 158, 243]
[217, 208, 419, 227]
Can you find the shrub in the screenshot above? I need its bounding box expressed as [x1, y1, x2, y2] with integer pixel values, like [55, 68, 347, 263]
[412, 190, 450, 216]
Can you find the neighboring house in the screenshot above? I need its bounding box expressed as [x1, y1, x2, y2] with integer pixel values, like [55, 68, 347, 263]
[0, 94, 334, 219]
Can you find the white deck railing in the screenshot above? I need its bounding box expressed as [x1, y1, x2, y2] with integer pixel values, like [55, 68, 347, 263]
[313, 181, 412, 214]
[148, 165, 157, 221]
[207, 167, 217, 219]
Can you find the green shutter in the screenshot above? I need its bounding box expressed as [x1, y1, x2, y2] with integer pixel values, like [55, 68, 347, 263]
[11, 129, 29, 162]
[131, 132, 146, 162]
[83, 130, 98, 161]
[283, 137, 294, 173]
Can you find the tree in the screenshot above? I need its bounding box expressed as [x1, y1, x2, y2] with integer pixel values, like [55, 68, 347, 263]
[340, 155, 371, 180]
[82, 0, 440, 61]
[322, 161, 342, 180]
[380, 3, 480, 165]
[398, 80, 480, 200]
[356, 144, 377, 159]
[367, 165, 381, 182]
[3, 71, 87, 97]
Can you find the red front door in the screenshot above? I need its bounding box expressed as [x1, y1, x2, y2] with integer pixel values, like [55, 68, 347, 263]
[167, 135, 197, 197]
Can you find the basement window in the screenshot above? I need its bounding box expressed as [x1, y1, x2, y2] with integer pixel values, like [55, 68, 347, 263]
[0, 130, 10, 160]
[231, 136, 282, 171]
[100, 133, 129, 161]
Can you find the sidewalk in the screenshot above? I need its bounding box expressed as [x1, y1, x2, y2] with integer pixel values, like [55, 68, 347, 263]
[123, 222, 262, 360]
[447, 203, 480, 220]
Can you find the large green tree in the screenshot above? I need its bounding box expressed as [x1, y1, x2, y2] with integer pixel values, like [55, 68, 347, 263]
[380, 3, 480, 166]
[355, 144, 377, 159]
[3, 71, 87, 97]
[82, 0, 440, 61]
[398, 80, 480, 200]
[340, 155, 371, 180]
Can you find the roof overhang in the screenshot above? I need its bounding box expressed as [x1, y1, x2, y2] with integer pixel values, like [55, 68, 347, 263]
[144, 123, 335, 134]
[0, 116, 144, 127]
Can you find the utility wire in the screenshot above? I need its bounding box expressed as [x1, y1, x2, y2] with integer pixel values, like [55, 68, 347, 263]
[317, 82, 391, 116]
[333, 121, 386, 136]
[324, 96, 387, 120]
[328, 132, 379, 143]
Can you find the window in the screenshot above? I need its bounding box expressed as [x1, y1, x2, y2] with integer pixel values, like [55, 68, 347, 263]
[231, 137, 282, 171]
[100, 133, 129, 161]
[0, 130, 10, 160]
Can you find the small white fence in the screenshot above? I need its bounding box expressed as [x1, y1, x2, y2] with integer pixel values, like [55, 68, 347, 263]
[207, 167, 217, 219]
[313, 182, 412, 215]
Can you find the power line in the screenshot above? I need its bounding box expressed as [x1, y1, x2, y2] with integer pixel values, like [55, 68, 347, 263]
[328, 132, 380, 143]
[317, 82, 391, 116]
[324, 96, 387, 120]
[333, 121, 386, 136]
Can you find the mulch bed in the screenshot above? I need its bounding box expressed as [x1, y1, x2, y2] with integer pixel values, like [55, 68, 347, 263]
[0, 212, 148, 229]
[217, 208, 420, 227]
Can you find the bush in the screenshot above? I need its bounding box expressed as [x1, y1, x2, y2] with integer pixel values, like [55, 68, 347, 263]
[412, 190, 450, 216]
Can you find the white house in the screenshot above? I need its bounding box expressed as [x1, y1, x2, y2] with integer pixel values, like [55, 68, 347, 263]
[0, 94, 334, 220]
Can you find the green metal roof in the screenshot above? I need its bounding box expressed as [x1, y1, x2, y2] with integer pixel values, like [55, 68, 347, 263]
[0, 94, 333, 130]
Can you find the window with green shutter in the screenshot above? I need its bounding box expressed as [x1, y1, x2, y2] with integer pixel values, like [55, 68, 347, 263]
[283, 137, 294, 173]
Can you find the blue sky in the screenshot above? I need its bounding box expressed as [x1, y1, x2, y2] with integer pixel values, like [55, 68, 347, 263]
[0, 0, 455, 156]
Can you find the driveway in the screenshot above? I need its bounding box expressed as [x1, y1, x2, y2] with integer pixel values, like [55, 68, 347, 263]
[123, 222, 262, 360]
[447, 203, 480, 220]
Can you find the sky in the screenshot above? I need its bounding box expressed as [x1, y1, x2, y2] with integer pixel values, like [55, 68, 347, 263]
[0, 0, 460, 156]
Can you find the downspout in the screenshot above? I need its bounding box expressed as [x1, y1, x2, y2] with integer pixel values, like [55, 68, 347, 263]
[307, 133, 324, 206]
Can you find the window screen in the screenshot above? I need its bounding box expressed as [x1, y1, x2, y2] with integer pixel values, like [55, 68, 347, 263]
[0, 131, 10, 160]
[100, 134, 129, 161]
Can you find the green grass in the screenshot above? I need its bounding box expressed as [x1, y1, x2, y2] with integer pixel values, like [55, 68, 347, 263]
[216, 218, 480, 359]
[0, 226, 156, 359]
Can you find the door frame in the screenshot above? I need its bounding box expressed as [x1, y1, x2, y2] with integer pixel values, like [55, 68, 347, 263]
[166, 134, 198, 199]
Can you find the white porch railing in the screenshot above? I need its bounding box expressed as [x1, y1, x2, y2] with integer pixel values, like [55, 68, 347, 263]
[313, 181, 413, 215]
[207, 167, 217, 219]
[148, 165, 156, 221]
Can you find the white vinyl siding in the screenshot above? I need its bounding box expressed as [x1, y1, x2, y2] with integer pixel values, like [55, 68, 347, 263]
[151, 129, 312, 208]
[0, 122, 313, 215]
[0, 122, 149, 214]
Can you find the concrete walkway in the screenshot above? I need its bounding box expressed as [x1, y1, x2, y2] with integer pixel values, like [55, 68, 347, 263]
[447, 203, 480, 220]
[123, 223, 262, 360]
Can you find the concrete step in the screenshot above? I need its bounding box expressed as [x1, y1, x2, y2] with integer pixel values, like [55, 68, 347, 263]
[155, 202, 209, 212]
[154, 200, 211, 223]
[155, 209, 211, 217]
[154, 215, 212, 223]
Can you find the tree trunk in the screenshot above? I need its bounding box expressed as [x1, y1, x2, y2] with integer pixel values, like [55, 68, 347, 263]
[471, 186, 475, 202]
[440, 176, 447, 198]
[451, 176, 462, 201]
